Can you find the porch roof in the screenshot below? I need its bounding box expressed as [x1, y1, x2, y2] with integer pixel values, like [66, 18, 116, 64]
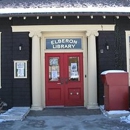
[0, 0, 130, 17]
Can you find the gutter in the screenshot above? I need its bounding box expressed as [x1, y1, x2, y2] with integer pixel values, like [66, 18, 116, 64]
[0, 12, 130, 17]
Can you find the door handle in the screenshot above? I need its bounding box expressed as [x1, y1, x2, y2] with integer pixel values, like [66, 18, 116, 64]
[59, 78, 64, 84]
[65, 78, 69, 84]
[57, 83, 61, 84]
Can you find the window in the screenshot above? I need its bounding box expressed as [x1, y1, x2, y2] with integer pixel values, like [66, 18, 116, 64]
[14, 60, 27, 78]
[49, 57, 59, 81]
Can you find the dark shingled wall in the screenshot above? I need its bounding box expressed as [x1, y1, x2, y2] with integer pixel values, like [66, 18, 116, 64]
[97, 17, 130, 105]
[12, 32, 31, 106]
[0, 18, 32, 109]
[0, 18, 14, 109]
[0, 15, 129, 109]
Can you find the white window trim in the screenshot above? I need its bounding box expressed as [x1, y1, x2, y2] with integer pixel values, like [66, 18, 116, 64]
[0, 32, 1, 88]
[125, 31, 130, 72]
[14, 60, 28, 79]
[125, 31, 130, 85]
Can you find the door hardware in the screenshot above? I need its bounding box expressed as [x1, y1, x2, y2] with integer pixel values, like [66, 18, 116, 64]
[65, 78, 69, 84]
[59, 78, 64, 84]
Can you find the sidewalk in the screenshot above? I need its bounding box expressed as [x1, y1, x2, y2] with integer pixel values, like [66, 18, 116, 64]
[0, 107, 130, 130]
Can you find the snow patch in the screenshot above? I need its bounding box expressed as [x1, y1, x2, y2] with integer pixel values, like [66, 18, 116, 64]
[0, 2, 126, 9]
[0, 107, 30, 122]
[101, 70, 125, 75]
[100, 105, 130, 118]
[120, 115, 130, 123]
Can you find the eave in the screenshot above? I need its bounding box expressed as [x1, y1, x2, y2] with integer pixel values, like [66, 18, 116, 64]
[0, 7, 130, 17]
[0, 12, 130, 18]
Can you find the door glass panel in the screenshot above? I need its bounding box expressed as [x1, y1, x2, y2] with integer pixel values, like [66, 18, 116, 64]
[49, 57, 59, 81]
[68, 57, 80, 81]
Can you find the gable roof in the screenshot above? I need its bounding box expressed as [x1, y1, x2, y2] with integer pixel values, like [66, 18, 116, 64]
[0, 0, 130, 16]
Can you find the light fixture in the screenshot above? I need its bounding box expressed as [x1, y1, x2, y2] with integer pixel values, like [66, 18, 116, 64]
[77, 16, 80, 19]
[9, 17, 12, 20]
[100, 49, 104, 53]
[105, 41, 109, 50]
[19, 44, 23, 51]
[103, 16, 106, 19]
[90, 15, 93, 19]
[64, 16, 66, 19]
[50, 16, 53, 19]
[116, 16, 119, 19]
[37, 16, 39, 19]
[23, 17, 26, 20]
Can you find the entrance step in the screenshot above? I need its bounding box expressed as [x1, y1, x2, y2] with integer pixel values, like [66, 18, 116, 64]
[28, 107, 101, 116]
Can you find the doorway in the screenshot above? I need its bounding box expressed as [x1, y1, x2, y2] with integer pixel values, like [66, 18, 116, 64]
[45, 53, 84, 106]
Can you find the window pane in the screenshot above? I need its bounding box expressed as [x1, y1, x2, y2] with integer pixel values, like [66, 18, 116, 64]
[49, 57, 59, 81]
[68, 57, 80, 81]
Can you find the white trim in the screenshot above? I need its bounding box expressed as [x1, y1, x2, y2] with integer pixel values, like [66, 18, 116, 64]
[0, 32, 1, 89]
[1, 7, 130, 14]
[87, 31, 99, 109]
[41, 35, 45, 108]
[42, 32, 86, 107]
[30, 31, 42, 110]
[12, 25, 115, 32]
[43, 33, 84, 52]
[125, 31, 130, 85]
[82, 33, 88, 107]
[125, 31, 130, 72]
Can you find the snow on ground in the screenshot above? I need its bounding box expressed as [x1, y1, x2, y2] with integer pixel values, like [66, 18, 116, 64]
[0, 107, 30, 122]
[100, 105, 130, 123]
[0, 106, 130, 124]
[120, 115, 130, 123]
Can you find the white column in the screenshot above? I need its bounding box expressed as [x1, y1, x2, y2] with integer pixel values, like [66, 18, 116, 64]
[29, 31, 42, 110]
[86, 30, 99, 109]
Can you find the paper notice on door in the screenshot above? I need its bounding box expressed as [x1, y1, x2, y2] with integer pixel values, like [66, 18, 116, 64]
[51, 71, 58, 79]
[71, 71, 79, 78]
[71, 63, 77, 71]
[17, 62, 24, 69]
[17, 69, 24, 77]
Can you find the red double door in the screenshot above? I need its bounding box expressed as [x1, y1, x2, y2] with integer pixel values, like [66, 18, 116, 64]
[45, 53, 84, 106]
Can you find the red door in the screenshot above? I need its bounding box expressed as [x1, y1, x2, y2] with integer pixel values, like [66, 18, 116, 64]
[45, 53, 84, 106]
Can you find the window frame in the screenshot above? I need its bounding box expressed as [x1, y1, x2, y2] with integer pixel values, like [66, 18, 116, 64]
[14, 60, 28, 79]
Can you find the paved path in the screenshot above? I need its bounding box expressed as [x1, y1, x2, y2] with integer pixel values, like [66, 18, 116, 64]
[0, 108, 130, 130]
